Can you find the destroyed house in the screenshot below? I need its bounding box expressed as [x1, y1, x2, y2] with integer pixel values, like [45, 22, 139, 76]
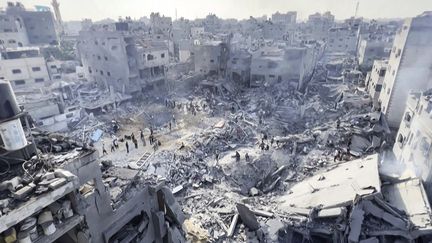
[193, 40, 229, 77]
[276, 154, 432, 242]
[250, 45, 317, 90]
[0, 81, 185, 243]
[378, 12, 432, 128]
[77, 23, 169, 94]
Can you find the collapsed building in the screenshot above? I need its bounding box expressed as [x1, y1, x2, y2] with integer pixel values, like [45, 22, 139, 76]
[0, 81, 185, 243]
[365, 60, 388, 108]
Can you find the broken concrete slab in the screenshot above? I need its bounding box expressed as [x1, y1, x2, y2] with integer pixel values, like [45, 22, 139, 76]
[348, 206, 364, 242]
[278, 154, 380, 210]
[236, 203, 260, 231]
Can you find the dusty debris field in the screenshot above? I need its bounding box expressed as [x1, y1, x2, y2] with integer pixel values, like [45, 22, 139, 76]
[77, 78, 397, 242]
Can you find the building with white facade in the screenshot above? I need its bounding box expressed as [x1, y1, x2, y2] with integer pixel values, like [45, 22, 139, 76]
[378, 12, 432, 127]
[365, 60, 388, 108]
[393, 90, 432, 194]
[0, 47, 51, 91]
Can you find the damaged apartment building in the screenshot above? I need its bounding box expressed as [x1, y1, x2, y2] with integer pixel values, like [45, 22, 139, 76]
[77, 22, 169, 94]
[378, 12, 432, 127]
[393, 90, 432, 194]
[250, 44, 321, 90]
[0, 81, 185, 242]
[0, 47, 51, 92]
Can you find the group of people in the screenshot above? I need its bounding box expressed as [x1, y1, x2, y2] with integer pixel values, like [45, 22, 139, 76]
[259, 133, 274, 151]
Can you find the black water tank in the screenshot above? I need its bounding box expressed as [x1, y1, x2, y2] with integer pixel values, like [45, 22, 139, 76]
[0, 80, 20, 120]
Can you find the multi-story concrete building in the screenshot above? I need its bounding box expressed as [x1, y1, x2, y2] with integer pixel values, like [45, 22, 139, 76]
[191, 27, 205, 39]
[193, 40, 229, 76]
[262, 21, 290, 41]
[77, 22, 169, 94]
[365, 60, 388, 108]
[306, 11, 335, 41]
[0, 12, 29, 48]
[357, 39, 391, 70]
[393, 90, 432, 194]
[227, 50, 251, 86]
[150, 12, 172, 39]
[5, 2, 58, 45]
[326, 26, 358, 54]
[271, 11, 297, 25]
[250, 45, 318, 89]
[0, 47, 51, 91]
[378, 12, 432, 127]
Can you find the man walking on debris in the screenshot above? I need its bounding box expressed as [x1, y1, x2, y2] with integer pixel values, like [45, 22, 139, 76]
[102, 144, 108, 155]
[169, 122, 172, 131]
[133, 138, 138, 149]
[215, 151, 219, 163]
[111, 143, 115, 152]
[125, 141, 129, 153]
[140, 129, 146, 146]
[235, 151, 240, 162]
[245, 153, 250, 162]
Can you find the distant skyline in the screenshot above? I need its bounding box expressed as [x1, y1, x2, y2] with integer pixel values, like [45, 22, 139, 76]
[8, 0, 432, 21]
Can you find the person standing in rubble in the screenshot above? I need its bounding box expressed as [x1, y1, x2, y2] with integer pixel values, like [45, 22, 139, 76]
[336, 119, 341, 129]
[169, 122, 172, 131]
[110, 143, 115, 152]
[140, 129, 146, 146]
[235, 151, 240, 162]
[102, 143, 108, 155]
[125, 141, 129, 153]
[131, 133, 135, 141]
[245, 153, 250, 162]
[215, 151, 220, 163]
[133, 138, 138, 149]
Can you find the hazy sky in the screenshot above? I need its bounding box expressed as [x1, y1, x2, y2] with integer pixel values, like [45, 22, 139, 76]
[14, 0, 432, 21]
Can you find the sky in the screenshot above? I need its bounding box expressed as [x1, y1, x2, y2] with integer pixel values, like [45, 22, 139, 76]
[12, 0, 432, 21]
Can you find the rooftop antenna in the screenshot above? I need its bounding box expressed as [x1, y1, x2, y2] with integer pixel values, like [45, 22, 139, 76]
[354, 0, 359, 18]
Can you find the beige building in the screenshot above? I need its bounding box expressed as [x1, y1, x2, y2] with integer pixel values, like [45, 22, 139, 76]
[393, 90, 432, 193]
[378, 12, 432, 127]
[0, 47, 51, 91]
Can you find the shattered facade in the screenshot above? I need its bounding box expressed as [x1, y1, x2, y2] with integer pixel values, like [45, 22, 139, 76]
[77, 22, 169, 94]
[193, 40, 229, 76]
[393, 90, 432, 194]
[5, 2, 58, 45]
[378, 12, 432, 127]
[365, 60, 388, 108]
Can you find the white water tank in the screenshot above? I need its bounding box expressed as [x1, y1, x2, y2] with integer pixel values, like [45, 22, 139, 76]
[0, 118, 27, 151]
